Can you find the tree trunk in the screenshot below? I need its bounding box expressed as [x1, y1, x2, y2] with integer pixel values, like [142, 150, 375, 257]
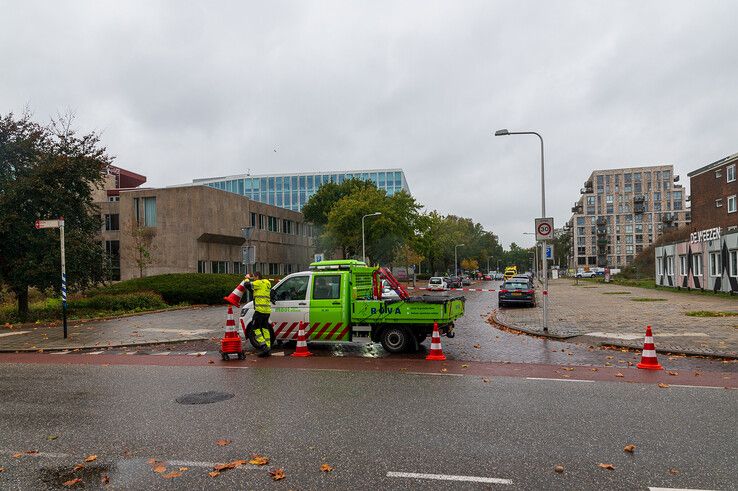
[15, 285, 29, 322]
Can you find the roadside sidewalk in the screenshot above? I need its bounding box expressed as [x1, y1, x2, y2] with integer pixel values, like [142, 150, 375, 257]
[0, 305, 226, 352]
[494, 279, 738, 358]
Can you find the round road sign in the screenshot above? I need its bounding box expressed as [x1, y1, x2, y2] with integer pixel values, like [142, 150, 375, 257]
[537, 222, 552, 237]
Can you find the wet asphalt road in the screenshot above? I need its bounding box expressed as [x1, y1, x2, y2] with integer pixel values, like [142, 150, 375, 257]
[0, 363, 736, 490]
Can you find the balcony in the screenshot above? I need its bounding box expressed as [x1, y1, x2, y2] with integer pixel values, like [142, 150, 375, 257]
[673, 175, 679, 182]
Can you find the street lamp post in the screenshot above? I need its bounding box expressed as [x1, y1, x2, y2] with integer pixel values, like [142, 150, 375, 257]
[362, 212, 382, 264]
[495, 128, 549, 331]
[454, 243, 465, 277]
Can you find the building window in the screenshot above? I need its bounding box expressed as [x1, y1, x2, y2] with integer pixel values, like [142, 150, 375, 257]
[108, 195, 120, 202]
[728, 164, 736, 183]
[692, 254, 702, 277]
[233, 262, 244, 274]
[679, 255, 687, 276]
[251, 212, 257, 227]
[104, 214, 120, 231]
[715, 169, 722, 178]
[143, 197, 157, 227]
[258, 214, 265, 230]
[709, 252, 722, 277]
[728, 195, 737, 213]
[198, 261, 207, 273]
[267, 216, 279, 232]
[211, 261, 228, 274]
[666, 256, 674, 276]
[715, 198, 723, 208]
[105, 240, 120, 281]
[730, 250, 738, 277]
[657, 256, 663, 276]
[268, 263, 279, 275]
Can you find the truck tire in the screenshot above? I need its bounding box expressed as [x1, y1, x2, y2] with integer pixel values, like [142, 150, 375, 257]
[380, 326, 410, 353]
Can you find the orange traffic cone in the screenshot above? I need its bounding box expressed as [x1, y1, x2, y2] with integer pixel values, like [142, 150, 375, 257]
[291, 321, 313, 357]
[220, 306, 244, 360]
[636, 325, 663, 370]
[224, 280, 247, 306]
[425, 322, 446, 361]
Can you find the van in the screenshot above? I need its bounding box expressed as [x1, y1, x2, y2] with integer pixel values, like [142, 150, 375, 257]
[427, 276, 447, 291]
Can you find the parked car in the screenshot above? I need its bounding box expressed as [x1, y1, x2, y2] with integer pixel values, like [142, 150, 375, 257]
[381, 279, 400, 299]
[428, 276, 447, 291]
[498, 280, 536, 307]
[511, 274, 534, 287]
[446, 276, 462, 288]
[576, 270, 597, 278]
[493, 272, 504, 280]
[483, 273, 492, 281]
[462, 276, 472, 286]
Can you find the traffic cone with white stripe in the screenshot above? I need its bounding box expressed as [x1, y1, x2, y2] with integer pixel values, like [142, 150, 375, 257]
[636, 325, 663, 370]
[425, 322, 446, 361]
[220, 306, 244, 359]
[224, 280, 247, 306]
[291, 321, 313, 357]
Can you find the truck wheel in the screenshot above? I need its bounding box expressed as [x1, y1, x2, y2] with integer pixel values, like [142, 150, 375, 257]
[380, 327, 410, 353]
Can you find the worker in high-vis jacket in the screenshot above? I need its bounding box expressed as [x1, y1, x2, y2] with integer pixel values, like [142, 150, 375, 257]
[243, 272, 274, 357]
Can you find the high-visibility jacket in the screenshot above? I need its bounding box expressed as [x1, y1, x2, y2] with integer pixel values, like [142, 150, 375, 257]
[246, 278, 272, 314]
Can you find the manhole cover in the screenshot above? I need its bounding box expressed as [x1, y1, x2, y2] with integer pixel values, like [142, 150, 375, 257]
[176, 391, 235, 405]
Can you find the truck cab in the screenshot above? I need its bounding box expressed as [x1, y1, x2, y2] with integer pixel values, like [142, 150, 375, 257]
[237, 260, 465, 353]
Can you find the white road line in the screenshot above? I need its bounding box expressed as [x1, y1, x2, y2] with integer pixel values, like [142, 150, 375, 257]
[526, 377, 595, 383]
[406, 372, 464, 377]
[0, 331, 30, 338]
[271, 351, 285, 356]
[1, 449, 72, 458]
[649, 487, 716, 491]
[670, 384, 725, 390]
[297, 368, 351, 373]
[387, 471, 512, 485]
[50, 351, 70, 355]
[166, 459, 258, 470]
[124, 351, 138, 355]
[86, 351, 105, 355]
[187, 351, 207, 356]
[150, 351, 171, 356]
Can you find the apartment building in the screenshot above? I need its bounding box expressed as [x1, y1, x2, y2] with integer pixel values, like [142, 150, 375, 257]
[569, 165, 689, 268]
[687, 152, 738, 232]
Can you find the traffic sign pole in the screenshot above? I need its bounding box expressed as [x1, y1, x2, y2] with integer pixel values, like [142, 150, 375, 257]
[60, 220, 67, 339]
[535, 217, 554, 332]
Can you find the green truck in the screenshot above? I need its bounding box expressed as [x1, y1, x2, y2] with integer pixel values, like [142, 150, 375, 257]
[236, 260, 465, 353]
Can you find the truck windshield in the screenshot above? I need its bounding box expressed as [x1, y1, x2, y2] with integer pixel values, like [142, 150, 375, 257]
[273, 275, 309, 301]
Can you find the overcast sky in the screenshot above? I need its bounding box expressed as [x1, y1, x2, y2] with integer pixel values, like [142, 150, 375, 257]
[2, 1, 736, 247]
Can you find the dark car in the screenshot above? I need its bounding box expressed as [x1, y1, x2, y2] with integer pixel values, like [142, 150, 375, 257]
[498, 280, 536, 307]
[511, 274, 534, 288]
[447, 276, 462, 288]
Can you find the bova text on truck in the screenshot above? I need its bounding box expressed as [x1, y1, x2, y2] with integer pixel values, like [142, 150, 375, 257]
[235, 260, 465, 353]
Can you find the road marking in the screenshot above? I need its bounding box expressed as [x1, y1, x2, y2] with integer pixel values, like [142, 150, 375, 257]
[167, 459, 259, 470]
[271, 351, 285, 356]
[50, 351, 70, 355]
[1, 449, 72, 458]
[526, 377, 595, 383]
[648, 487, 716, 491]
[140, 328, 215, 335]
[406, 372, 464, 377]
[124, 351, 138, 355]
[387, 471, 512, 485]
[0, 331, 30, 338]
[187, 351, 207, 356]
[670, 384, 724, 390]
[297, 368, 350, 373]
[86, 351, 105, 355]
[150, 351, 171, 356]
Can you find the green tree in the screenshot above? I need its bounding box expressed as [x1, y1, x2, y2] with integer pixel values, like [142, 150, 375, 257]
[0, 112, 109, 319]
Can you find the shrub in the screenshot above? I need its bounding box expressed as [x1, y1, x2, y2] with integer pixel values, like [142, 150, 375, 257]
[74, 292, 167, 311]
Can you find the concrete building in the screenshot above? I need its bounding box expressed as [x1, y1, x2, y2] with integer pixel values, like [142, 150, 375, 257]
[655, 152, 738, 294]
[568, 165, 689, 268]
[96, 167, 313, 280]
[193, 168, 410, 212]
[687, 152, 738, 232]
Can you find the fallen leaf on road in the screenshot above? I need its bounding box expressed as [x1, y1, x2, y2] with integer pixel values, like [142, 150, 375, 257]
[623, 444, 636, 453]
[249, 455, 269, 466]
[270, 468, 286, 481]
[440, 368, 448, 372]
[320, 464, 334, 472]
[179, 467, 189, 471]
[47, 435, 59, 441]
[667, 371, 678, 376]
[590, 368, 598, 372]
[216, 439, 232, 446]
[208, 360, 215, 364]
[598, 463, 615, 470]
[694, 371, 701, 376]
[161, 471, 183, 479]
[615, 373, 624, 378]
[658, 383, 670, 388]
[482, 378, 490, 383]
[208, 471, 220, 478]
[0, 467, 4, 473]
[84, 455, 97, 462]
[153, 465, 167, 474]
[606, 356, 614, 359]
[101, 475, 110, 485]
[563, 367, 574, 371]
[147, 458, 158, 465]
[473, 344, 481, 349]
[669, 468, 679, 475]
[12, 453, 22, 458]
[25, 450, 39, 455]
[73, 464, 85, 472]
[461, 364, 469, 368]
[554, 465, 564, 473]
[63, 478, 83, 487]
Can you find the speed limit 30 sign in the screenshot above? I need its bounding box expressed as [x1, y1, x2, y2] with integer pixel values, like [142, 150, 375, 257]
[535, 217, 554, 241]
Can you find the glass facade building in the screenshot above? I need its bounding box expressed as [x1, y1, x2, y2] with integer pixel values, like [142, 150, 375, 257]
[193, 168, 410, 212]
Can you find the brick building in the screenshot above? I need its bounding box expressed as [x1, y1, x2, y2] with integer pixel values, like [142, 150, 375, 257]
[96, 167, 314, 280]
[568, 165, 689, 269]
[687, 152, 738, 232]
